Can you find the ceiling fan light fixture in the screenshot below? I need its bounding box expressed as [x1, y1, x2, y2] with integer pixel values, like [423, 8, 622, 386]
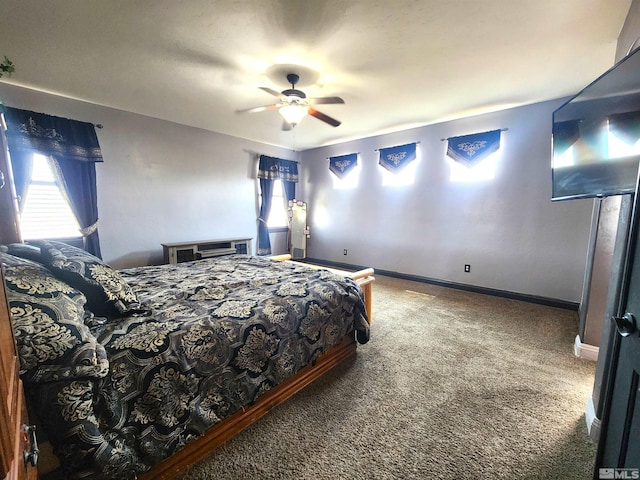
[279, 103, 308, 126]
[241, 71, 343, 128]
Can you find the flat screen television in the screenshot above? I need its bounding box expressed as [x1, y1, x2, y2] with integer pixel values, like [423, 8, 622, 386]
[551, 47, 640, 201]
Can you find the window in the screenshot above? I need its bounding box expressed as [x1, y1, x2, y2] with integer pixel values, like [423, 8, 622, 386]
[448, 153, 498, 182]
[381, 159, 418, 187]
[380, 145, 419, 187]
[19, 154, 81, 240]
[332, 162, 361, 190]
[446, 130, 502, 183]
[265, 179, 288, 229]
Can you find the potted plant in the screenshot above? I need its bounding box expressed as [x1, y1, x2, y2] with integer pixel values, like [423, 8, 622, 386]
[0, 56, 15, 78]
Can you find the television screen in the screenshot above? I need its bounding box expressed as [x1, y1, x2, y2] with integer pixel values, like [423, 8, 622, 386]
[552, 48, 640, 201]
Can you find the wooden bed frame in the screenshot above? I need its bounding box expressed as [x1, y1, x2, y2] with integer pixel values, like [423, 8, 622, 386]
[135, 255, 374, 480]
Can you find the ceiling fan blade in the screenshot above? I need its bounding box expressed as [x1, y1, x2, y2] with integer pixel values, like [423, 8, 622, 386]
[309, 108, 341, 127]
[308, 96, 345, 105]
[259, 87, 283, 97]
[236, 104, 279, 114]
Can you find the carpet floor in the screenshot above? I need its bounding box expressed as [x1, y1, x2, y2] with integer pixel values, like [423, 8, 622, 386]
[179, 275, 597, 480]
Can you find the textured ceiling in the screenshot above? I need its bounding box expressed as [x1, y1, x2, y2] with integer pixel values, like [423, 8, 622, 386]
[0, 0, 632, 150]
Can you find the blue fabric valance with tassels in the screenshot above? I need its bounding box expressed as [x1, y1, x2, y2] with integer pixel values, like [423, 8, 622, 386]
[447, 129, 501, 165]
[329, 153, 358, 178]
[378, 143, 417, 172]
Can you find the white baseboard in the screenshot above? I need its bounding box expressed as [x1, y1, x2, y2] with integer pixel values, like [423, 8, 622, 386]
[574, 334, 599, 362]
[585, 396, 601, 441]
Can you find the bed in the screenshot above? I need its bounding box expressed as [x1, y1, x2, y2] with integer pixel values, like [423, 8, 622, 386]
[0, 240, 373, 480]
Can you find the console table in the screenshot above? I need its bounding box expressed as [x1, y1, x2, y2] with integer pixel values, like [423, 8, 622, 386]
[162, 238, 252, 264]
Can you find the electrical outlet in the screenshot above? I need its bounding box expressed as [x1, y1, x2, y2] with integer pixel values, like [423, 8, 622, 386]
[343, 249, 348, 256]
[464, 264, 471, 273]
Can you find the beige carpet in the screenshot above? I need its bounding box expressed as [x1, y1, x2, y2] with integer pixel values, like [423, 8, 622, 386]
[179, 275, 597, 479]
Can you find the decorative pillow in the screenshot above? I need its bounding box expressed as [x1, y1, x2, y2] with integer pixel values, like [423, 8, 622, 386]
[35, 240, 146, 317]
[2, 253, 109, 383]
[6, 243, 43, 263]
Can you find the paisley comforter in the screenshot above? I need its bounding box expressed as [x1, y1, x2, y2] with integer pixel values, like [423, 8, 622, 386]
[26, 255, 370, 479]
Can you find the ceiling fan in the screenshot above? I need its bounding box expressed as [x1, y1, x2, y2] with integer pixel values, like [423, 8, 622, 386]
[238, 73, 344, 129]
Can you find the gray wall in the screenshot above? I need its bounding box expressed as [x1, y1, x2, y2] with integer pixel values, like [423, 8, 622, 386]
[300, 99, 594, 303]
[0, 83, 295, 269]
[1, 84, 594, 302]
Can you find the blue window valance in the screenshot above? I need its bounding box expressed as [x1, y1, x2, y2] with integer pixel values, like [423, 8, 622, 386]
[446, 129, 501, 166]
[4, 107, 103, 162]
[378, 143, 417, 172]
[329, 153, 358, 179]
[257, 155, 298, 182]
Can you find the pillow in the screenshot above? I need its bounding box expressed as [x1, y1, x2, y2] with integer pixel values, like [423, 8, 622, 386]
[2, 252, 85, 305]
[2, 253, 109, 383]
[35, 240, 145, 317]
[6, 243, 43, 263]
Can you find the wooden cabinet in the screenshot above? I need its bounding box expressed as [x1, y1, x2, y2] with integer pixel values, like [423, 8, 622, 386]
[0, 265, 38, 480]
[162, 238, 252, 264]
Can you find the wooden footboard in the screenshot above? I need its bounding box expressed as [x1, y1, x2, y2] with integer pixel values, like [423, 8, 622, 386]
[140, 335, 357, 480]
[270, 254, 375, 322]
